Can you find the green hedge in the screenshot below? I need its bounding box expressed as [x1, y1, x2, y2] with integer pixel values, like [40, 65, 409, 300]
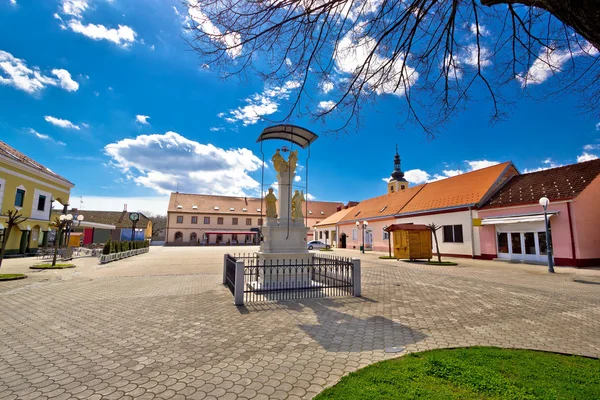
[103, 239, 148, 255]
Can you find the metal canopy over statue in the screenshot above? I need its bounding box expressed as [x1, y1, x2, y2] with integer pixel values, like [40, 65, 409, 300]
[256, 125, 318, 266]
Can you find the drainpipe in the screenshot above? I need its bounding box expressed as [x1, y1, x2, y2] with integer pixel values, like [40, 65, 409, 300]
[469, 206, 476, 258]
[567, 202, 577, 267]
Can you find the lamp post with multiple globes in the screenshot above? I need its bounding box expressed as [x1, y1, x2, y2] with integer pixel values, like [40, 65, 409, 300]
[355, 220, 369, 254]
[538, 197, 554, 273]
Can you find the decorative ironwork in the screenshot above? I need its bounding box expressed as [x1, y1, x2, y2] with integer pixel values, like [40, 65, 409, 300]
[241, 255, 354, 303]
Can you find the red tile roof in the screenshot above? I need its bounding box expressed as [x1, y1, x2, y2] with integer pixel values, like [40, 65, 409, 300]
[482, 159, 600, 209]
[315, 207, 357, 227]
[0, 140, 73, 185]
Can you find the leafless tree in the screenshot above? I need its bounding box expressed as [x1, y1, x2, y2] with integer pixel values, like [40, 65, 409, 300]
[185, 0, 600, 135]
[50, 217, 68, 267]
[0, 210, 28, 268]
[427, 222, 442, 262]
[138, 211, 167, 239]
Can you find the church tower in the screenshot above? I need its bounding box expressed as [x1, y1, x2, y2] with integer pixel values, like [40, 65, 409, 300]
[387, 146, 409, 194]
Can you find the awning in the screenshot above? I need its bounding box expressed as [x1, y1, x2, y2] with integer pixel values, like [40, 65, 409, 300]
[78, 221, 116, 229]
[256, 125, 319, 149]
[481, 211, 558, 225]
[205, 231, 258, 235]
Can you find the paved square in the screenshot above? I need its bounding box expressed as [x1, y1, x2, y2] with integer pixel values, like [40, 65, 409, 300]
[1, 247, 599, 399]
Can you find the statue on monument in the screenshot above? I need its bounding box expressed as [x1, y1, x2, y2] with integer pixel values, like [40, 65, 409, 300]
[288, 150, 298, 174]
[292, 190, 305, 220]
[272, 149, 287, 175]
[265, 188, 277, 219]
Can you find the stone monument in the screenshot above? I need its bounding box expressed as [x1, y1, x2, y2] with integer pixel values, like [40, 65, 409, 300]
[256, 149, 312, 268]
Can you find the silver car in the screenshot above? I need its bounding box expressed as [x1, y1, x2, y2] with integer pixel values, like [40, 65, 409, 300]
[307, 240, 330, 250]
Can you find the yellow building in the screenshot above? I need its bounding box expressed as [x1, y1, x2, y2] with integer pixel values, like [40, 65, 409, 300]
[0, 141, 73, 255]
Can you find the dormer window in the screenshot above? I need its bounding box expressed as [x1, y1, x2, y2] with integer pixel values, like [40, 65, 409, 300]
[230, 207, 235, 211]
[308, 211, 313, 214]
[256, 208, 261, 212]
[176, 204, 183, 209]
[214, 206, 220, 210]
[242, 208, 247, 212]
[192, 205, 198, 210]
[320, 211, 324, 215]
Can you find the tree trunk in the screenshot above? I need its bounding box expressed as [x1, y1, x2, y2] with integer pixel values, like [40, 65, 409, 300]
[51, 229, 61, 267]
[432, 229, 442, 263]
[482, 0, 600, 51]
[0, 226, 12, 268]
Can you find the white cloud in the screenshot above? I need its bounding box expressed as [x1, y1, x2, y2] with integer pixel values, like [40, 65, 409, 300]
[404, 169, 430, 184]
[51, 69, 79, 91]
[318, 100, 336, 111]
[523, 158, 563, 173]
[186, 0, 241, 58]
[10, 0, 16, 5]
[81, 123, 90, 128]
[0, 50, 79, 95]
[595, 122, 600, 131]
[319, 80, 334, 94]
[68, 195, 170, 216]
[61, 0, 89, 18]
[28, 128, 66, 146]
[306, 193, 316, 201]
[68, 20, 137, 47]
[461, 44, 492, 68]
[583, 144, 600, 151]
[136, 115, 150, 125]
[517, 43, 598, 86]
[44, 115, 80, 130]
[334, 26, 418, 96]
[104, 131, 264, 196]
[222, 80, 300, 126]
[466, 160, 499, 171]
[209, 127, 224, 132]
[577, 152, 599, 163]
[294, 176, 301, 182]
[469, 23, 489, 37]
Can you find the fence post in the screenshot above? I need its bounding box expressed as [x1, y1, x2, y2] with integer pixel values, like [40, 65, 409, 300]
[222, 254, 228, 285]
[234, 260, 245, 306]
[352, 258, 361, 297]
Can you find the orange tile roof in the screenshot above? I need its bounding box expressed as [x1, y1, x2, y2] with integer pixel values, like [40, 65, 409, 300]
[315, 206, 356, 227]
[400, 162, 512, 214]
[339, 186, 424, 223]
[168, 193, 343, 218]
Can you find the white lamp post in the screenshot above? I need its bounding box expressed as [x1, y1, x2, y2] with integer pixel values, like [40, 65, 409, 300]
[538, 197, 554, 273]
[356, 220, 368, 254]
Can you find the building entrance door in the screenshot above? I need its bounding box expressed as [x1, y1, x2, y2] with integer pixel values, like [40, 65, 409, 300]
[340, 233, 347, 248]
[497, 226, 551, 263]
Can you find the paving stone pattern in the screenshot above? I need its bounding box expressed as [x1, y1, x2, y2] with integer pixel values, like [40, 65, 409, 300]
[1, 247, 599, 399]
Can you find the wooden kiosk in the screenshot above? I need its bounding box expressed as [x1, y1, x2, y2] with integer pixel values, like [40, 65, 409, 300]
[385, 224, 432, 260]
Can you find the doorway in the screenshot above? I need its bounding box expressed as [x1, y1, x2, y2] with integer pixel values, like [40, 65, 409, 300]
[497, 229, 551, 262]
[340, 233, 347, 248]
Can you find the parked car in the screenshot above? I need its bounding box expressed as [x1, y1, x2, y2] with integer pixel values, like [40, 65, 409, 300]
[307, 240, 330, 250]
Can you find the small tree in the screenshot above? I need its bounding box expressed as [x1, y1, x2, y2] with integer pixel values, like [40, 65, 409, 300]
[427, 223, 443, 263]
[0, 209, 28, 268]
[50, 216, 68, 267]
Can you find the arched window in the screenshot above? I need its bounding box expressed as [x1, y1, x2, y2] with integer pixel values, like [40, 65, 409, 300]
[190, 232, 197, 242]
[174, 232, 183, 242]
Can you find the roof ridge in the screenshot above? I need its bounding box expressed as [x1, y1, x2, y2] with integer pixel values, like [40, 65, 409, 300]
[521, 158, 600, 176]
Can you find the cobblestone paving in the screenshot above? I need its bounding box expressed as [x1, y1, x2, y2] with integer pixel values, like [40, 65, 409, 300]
[1, 247, 599, 399]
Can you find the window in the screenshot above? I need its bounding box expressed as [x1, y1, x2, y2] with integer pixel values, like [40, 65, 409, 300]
[245, 234, 251, 243]
[383, 230, 389, 240]
[232, 234, 238, 242]
[15, 189, 25, 207]
[217, 234, 223, 242]
[174, 232, 183, 241]
[443, 225, 464, 243]
[319, 231, 323, 239]
[204, 217, 210, 224]
[191, 216, 198, 224]
[390, 186, 395, 193]
[217, 217, 224, 225]
[352, 229, 358, 240]
[401, 185, 406, 190]
[497, 233, 509, 253]
[258, 218, 263, 226]
[232, 217, 238, 225]
[37, 195, 46, 211]
[246, 218, 252, 225]
[176, 216, 183, 223]
[190, 232, 197, 242]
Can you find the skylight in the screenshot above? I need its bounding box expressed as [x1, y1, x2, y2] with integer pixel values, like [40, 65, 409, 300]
[309, 211, 313, 214]
[320, 211, 325, 215]
[242, 208, 247, 212]
[176, 205, 183, 209]
[230, 207, 235, 211]
[257, 208, 261, 212]
[214, 206, 220, 210]
[192, 205, 198, 210]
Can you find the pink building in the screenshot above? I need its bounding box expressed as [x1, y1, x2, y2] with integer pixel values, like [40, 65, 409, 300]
[478, 159, 600, 267]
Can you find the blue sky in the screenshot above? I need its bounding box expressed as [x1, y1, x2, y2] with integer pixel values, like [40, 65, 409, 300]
[1, 0, 599, 215]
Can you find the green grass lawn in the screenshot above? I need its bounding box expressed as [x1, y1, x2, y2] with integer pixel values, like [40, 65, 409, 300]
[315, 347, 600, 399]
[0, 274, 27, 281]
[30, 263, 76, 269]
[426, 261, 458, 266]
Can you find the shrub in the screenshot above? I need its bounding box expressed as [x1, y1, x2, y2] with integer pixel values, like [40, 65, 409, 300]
[103, 239, 112, 255]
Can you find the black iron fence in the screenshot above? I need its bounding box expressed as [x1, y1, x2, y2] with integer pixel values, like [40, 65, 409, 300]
[223, 254, 359, 305]
[224, 254, 237, 295]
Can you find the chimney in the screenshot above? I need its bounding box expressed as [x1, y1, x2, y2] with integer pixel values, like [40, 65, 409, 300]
[124, 204, 128, 212]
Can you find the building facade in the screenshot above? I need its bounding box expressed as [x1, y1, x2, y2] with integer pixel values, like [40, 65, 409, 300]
[478, 159, 600, 267]
[166, 192, 344, 246]
[0, 141, 73, 255]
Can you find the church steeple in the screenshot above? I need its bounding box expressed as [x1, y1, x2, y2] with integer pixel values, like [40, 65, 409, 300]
[388, 145, 409, 194]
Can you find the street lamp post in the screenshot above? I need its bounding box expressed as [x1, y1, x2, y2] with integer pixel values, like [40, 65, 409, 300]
[60, 213, 84, 259]
[538, 197, 554, 274]
[355, 220, 368, 254]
